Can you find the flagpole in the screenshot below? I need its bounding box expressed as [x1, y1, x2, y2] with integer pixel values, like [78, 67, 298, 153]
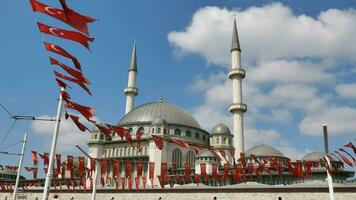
[42, 87, 64, 200]
[92, 160, 99, 200]
[325, 156, 334, 200]
[12, 132, 27, 200]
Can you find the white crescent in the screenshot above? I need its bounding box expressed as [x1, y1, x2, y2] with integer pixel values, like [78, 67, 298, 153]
[44, 6, 61, 15]
[49, 28, 64, 36]
[50, 44, 61, 52]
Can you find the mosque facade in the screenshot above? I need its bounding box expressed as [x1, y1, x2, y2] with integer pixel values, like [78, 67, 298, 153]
[87, 19, 354, 188]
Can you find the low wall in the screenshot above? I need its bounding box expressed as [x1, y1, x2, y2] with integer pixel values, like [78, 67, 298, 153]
[1, 187, 355, 200]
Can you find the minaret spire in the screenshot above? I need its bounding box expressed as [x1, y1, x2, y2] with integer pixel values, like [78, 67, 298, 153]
[228, 18, 247, 160]
[124, 41, 139, 114]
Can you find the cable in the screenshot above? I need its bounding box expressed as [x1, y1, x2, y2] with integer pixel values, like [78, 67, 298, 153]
[0, 103, 14, 117]
[17, 98, 59, 116]
[0, 120, 17, 147]
[0, 140, 23, 151]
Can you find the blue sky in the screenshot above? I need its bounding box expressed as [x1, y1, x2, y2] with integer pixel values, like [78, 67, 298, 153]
[0, 0, 355, 177]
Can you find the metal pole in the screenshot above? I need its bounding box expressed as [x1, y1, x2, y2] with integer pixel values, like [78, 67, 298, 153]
[42, 87, 64, 200]
[323, 124, 329, 154]
[75, 144, 98, 200]
[12, 133, 27, 200]
[325, 156, 334, 200]
[91, 160, 99, 200]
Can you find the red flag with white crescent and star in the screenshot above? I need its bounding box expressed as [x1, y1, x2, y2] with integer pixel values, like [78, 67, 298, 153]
[152, 135, 164, 150]
[101, 159, 107, 179]
[344, 142, 356, 154]
[125, 160, 133, 178]
[149, 162, 155, 187]
[54, 70, 92, 96]
[44, 42, 81, 70]
[59, 0, 96, 35]
[55, 78, 71, 89]
[184, 163, 190, 183]
[30, 0, 67, 21]
[67, 113, 90, 132]
[112, 159, 120, 178]
[64, 99, 95, 121]
[31, 151, 39, 166]
[137, 160, 143, 178]
[78, 156, 85, 185]
[67, 155, 74, 179]
[50, 57, 90, 84]
[37, 22, 94, 50]
[39, 152, 49, 167]
[56, 154, 61, 176]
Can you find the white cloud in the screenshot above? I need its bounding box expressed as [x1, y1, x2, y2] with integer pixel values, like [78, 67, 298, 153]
[168, 3, 356, 66]
[335, 83, 356, 99]
[299, 106, 356, 136]
[31, 115, 90, 153]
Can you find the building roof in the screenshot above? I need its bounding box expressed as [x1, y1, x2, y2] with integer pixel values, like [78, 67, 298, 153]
[301, 151, 326, 161]
[197, 149, 216, 158]
[151, 116, 168, 126]
[118, 102, 201, 129]
[211, 123, 231, 135]
[245, 144, 285, 157]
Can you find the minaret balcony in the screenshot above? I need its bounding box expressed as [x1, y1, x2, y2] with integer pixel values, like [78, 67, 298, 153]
[124, 87, 138, 96]
[228, 68, 245, 79]
[229, 103, 247, 113]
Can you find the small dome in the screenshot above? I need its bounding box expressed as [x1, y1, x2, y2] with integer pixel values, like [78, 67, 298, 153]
[246, 144, 285, 157]
[211, 123, 231, 135]
[302, 151, 325, 161]
[196, 149, 216, 158]
[151, 117, 168, 126]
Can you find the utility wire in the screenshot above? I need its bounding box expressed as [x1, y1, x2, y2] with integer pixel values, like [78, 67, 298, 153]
[0, 140, 23, 151]
[0, 120, 17, 147]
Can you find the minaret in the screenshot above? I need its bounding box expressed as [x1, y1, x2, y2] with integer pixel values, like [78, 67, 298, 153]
[228, 19, 247, 160]
[124, 42, 139, 114]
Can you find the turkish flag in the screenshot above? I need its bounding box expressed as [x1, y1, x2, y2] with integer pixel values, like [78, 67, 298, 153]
[222, 163, 229, 183]
[30, 0, 67, 21]
[169, 137, 190, 148]
[90, 158, 96, 174]
[93, 123, 111, 137]
[54, 70, 92, 96]
[149, 162, 155, 183]
[50, 57, 89, 84]
[161, 162, 168, 180]
[61, 90, 71, 103]
[67, 113, 90, 132]
[78, 156, 85, 185]
[114, 177, 119, 190]
[157, 175, 164, 189]
[124, 130, 132, 144]
[109, 125, 126, 139]
[125, 160, 132, 178]
[344, 142, 356, 154]
[194, 174, 200, 186]
[101, 159, 107, 180]
[121, 177, 126, 190]
[37, 22, 94, 50]
[142, 176, 147, 189]
[39, 152, 49, 167]
[112, 159, 120, 178]
[59, 0, 96, 35]
[56, 154, 61, 177]
[212, 163, 218, 180]
[56, 78, 71, 89]
[31, 151, 39, 166]
[200, 163, 206, 175]
[184, 163, 190, 183]
[134, 177, 139, 191]
[339, 148, 356, 163]
[335, 150, 353, 167]
[128, 177, 133, 191]
[136, 129, 144, 140]
[137, 160, 143, 177]
[152, 135, 164, 150]
[67, 155, 74, 179]
[45, 42, 81, 70]
[64, 99, 95, 121]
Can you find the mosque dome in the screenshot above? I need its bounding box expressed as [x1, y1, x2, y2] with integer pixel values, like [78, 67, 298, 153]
[151, 116, 168, 126]
[118, 102, 201, 129]
[301, 151, 326, 161]
[245, 144, 285, 158]
[211, 123, 231, 135]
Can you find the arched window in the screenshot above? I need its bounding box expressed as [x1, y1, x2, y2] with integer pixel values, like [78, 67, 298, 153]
[223, 137, 227, 144]
[158, 127, 161, 133]
[202, 135, 206, 142]
[120, 149, 123, 156]
[195, 132, 200, 139]
[186, 150, 195, 166]
[138, 127, 145, 135]
[100, 134, 104, 140]
[94, 133, 98, 139]
[164, 129, 167, 134]
[152, 128, 154, 133]
[185, 130, 191, 137]
[172, 148, 183, 168]
[174, 129, 181, 136]
[216, 137, 219, 144]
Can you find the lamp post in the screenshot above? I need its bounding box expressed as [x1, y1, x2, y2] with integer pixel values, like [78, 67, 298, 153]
[75, 144, 99, 200]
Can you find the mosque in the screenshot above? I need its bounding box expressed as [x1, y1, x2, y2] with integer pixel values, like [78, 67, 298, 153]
[86, 19, 354, 188]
